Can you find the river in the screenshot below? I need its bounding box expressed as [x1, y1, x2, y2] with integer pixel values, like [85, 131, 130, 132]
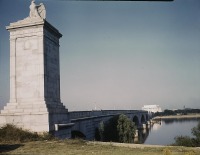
[136, 117, 200, 145]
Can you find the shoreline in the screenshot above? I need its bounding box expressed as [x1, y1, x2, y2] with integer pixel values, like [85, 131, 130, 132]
[153, 114, 200, 120]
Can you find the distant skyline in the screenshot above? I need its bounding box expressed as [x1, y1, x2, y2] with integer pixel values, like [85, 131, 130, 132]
[0, 0, 200, 111]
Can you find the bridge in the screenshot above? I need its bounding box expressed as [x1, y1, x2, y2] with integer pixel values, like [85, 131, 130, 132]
[54, 110, 151, 139]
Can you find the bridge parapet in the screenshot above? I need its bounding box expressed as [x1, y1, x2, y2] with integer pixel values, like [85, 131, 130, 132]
[69, 110, 147, 120]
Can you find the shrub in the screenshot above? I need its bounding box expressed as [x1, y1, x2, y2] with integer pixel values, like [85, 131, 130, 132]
[174, 136, 195, 147]
[0, 124, 54, 142]
[191, 122, 200, 146]
[173, 121, 200, 147]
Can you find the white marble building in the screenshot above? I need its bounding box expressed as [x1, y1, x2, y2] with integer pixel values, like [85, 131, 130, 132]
[142, 105, 162, 113]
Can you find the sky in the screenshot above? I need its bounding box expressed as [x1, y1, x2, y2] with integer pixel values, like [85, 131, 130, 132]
[0, 0, 200, 111]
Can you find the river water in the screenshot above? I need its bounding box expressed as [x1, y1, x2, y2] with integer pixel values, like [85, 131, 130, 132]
[137, 118, 200, 145]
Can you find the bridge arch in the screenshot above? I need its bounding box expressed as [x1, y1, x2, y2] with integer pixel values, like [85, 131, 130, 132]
[141, 114, 146, 124]
[133, 115, 139, 126]
[71, 130, 86, 139]
[145, 114, 149, 121]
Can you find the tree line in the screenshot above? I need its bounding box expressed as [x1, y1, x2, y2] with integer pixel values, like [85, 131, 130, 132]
[154, 108, 200, 116]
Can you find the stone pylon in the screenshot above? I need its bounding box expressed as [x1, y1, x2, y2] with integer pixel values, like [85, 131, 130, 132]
[0, 1, 73, 138]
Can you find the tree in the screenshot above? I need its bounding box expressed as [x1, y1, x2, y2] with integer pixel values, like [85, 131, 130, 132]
[102, 114, 136, 143]
[103, 115, 119, 142]
[163, 109, 176, 116]
[99, 121, 104, 141]
[117, 114, 136, 143]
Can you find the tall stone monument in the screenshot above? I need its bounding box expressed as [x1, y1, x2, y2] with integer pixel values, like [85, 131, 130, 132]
[0, 0, 72, 138]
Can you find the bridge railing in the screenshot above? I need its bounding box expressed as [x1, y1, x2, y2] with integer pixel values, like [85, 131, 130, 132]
[69, 110, 146, 120]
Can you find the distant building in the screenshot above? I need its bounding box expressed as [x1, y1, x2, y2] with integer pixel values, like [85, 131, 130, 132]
[142, 105, 162, 113]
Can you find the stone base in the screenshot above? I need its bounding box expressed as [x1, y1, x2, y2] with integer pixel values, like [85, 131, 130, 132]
[0, 112, 49, 132]
[0, 101, 72, 138]
[0, 112, 72, 138]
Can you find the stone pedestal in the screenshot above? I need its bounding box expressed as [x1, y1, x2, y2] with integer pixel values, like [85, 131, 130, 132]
[0, 14, 72, 137]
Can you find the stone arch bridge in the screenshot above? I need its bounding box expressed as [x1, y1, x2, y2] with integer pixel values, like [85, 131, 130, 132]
[66, 110, 151, 140]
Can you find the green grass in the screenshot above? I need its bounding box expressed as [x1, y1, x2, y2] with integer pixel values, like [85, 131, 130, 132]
[1, 140, 200, 155]
[0, 124, 200, 155]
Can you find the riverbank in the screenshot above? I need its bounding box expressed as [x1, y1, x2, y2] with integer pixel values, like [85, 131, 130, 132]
[1, 140, 200, 155]
[153, 114, 200, 120]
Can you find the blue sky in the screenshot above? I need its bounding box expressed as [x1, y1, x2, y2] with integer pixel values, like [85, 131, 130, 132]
[0, 0, 200, 111]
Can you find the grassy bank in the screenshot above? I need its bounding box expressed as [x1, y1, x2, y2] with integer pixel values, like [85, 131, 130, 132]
[1, 140, 200, 155]
[1, 124, 200, 155]
[153, 114, 200, 120]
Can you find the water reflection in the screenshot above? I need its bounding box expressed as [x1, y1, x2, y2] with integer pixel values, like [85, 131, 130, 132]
[164, 118, 200, 124]
[134, 122, 161, 144]
[135, 128, 150, 144]
[134, 118, 200, 145]
[152, 123, 161, 131]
